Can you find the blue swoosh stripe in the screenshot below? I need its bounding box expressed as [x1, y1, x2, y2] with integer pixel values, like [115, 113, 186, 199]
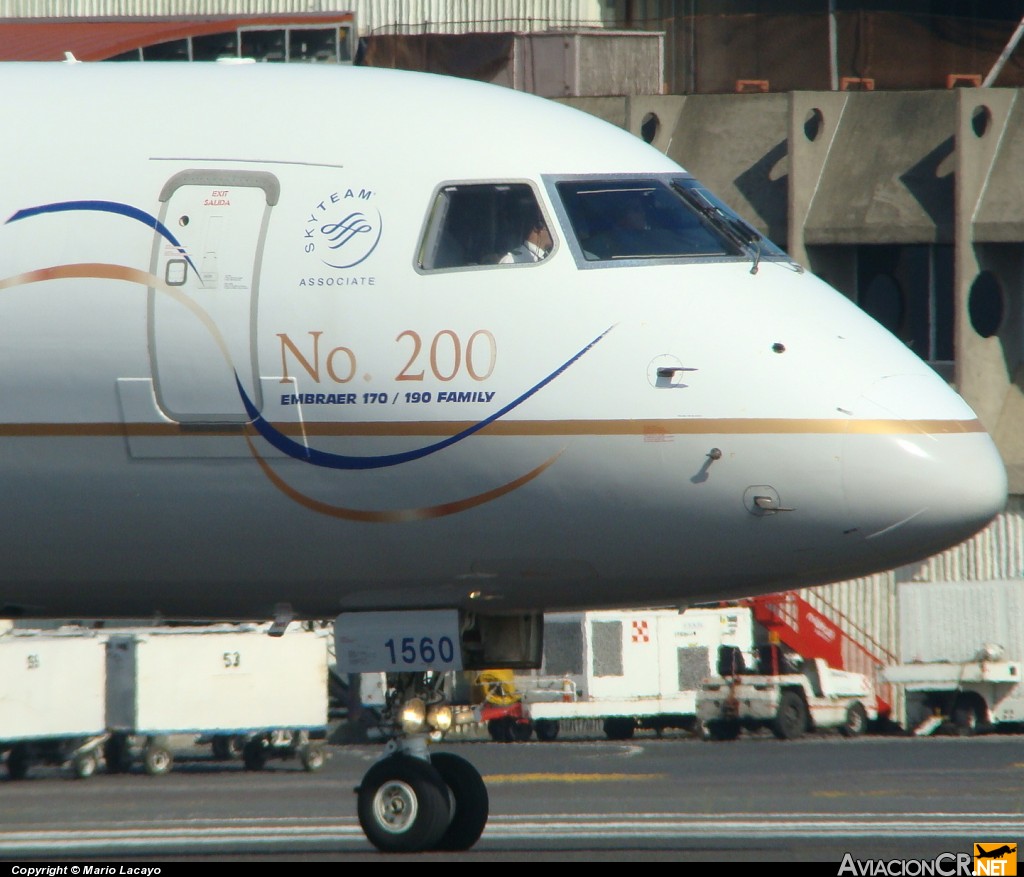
[240, 326, 614, 470]
[7, 200, 198, 275]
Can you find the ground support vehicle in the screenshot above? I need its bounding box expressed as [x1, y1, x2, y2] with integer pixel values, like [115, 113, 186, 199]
[508, 607, 756, 740]
[462, 669, 537, 741]
[696, 647, 878, 740]
[882, 581, 1024, 735]
[2, 623, 331, 777]
[196, 728, 326, 771]
[104, 624, 329, 774]
[479, 700, 536, 742]
[0, 628, 108, 780]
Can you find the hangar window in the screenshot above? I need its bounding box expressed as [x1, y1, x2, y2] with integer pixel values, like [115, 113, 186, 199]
[193, 32, 238, 61]
[289, 28, 342, 63]
[417, 183, 553, 271]
[141, 39, 189, 61]
[109, 24, 354, 64]
[240, 29, 287, 62]
[856, 245, 954, 376]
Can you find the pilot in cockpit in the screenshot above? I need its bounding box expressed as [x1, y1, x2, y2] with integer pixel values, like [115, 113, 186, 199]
[500, 204, 552, 264]
[585, 193, 677, 259]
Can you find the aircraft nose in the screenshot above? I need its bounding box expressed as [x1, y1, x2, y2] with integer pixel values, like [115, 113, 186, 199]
[841, 375, 1007, 567]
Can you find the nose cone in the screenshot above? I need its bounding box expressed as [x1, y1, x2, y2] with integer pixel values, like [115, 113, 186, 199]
[842, 375, 1007, 568]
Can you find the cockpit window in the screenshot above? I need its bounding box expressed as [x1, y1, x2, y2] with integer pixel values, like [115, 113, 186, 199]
[417, 183, 552, 271]
[553, 176, 790, 268]
[556, 179, 736, 261]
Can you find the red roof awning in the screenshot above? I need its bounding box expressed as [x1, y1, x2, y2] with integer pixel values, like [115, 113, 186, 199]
[0, 15, 355, 62]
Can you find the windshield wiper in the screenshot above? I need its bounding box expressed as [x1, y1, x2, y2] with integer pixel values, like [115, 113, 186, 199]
[673, 183, 764, 274]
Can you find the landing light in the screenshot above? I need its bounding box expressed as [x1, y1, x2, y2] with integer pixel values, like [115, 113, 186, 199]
[400, 697, 427, 734]
[428, 704, 453, 732]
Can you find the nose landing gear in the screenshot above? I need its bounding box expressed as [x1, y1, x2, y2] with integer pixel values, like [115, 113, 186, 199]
[354, 672, 489, 853]
[358, 754, 452, 852]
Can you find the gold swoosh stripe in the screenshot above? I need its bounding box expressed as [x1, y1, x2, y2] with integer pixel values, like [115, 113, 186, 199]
[0, 418, 987, 438]
[0, 418, 983, 438]
[244, 435, 565, 523]
[0, 263, 237, 367]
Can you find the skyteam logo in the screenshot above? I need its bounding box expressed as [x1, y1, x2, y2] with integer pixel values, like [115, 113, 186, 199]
[303, 187, 382, 269]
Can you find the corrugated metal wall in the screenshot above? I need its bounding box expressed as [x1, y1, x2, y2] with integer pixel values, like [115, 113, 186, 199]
[356, 0, 607, 33]
[799, 496, 1024, 722]
[0, 1, 611, 34]
[907, 500, 1024, 582]
[896, 580, 1024, 664]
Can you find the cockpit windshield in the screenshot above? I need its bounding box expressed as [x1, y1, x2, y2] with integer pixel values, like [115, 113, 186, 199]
[553, 176, 791, 269]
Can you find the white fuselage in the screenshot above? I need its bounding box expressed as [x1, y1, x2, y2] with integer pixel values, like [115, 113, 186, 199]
[0, 63, 1007, 619]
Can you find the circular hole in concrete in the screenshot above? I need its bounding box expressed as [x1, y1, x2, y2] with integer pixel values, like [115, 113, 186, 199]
[968, 270, 1003, 337]
[971, 105, 991, 137]
[804, 108, 824, 141]
[640, 112, 660, 144]
[860, 274, 904, 335]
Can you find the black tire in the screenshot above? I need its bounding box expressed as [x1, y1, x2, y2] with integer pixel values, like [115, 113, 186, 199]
[430, 752, 489, 851]
[300, 744, 325, 772]
[704, 720, 741, 741]
[511, 721, 533, 742]
[951, 695, 985, 736]
[487, 718, 514, 743]
[771, 691, 808, 740]
[143, 741, 173, 776]
[7, 744, 30, 781]
[211, 735, 245, 761]
[840, 702, 869, 738]
[603, 717, 635, 740]
[104, 734, 132, 774]
[357, 755, 451, 853]
[534, 719, 560, 742]
[72, 750, 98, 780]
[243, 739, 268, 771]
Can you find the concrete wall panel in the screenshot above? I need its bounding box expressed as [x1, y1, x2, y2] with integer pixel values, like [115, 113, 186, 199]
[954, 89, 1024, 490]
[625, 94, 687, 157]
[972, 95, 1024, 242]
[788, 92, 850, 270]
[557, 95, 628, 131]
[802, 91, 956, 246]
[662, 93, 790, 243]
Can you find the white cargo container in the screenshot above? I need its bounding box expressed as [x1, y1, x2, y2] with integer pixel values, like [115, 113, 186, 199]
[105, 623, 330, 773]
[510, 607, 755, 740]
[883, 581, 1024, 734]
[0, 628, 108, 778]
